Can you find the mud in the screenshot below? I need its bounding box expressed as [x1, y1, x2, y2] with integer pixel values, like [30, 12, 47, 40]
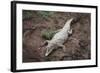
[22, 10, 91, 62]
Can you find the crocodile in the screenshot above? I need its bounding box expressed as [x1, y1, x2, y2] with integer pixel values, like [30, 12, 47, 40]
[45, 18, 73, 56]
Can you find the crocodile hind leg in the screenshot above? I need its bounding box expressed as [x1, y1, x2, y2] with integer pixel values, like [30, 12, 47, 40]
[68, 29, 72, 35]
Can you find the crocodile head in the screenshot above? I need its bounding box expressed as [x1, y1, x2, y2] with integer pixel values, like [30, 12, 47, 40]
[45, 42, 57, 56]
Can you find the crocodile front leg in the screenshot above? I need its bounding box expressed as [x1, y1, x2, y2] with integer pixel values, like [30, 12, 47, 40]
[57, 44, 66, 52]
[39, 40, 50, 49]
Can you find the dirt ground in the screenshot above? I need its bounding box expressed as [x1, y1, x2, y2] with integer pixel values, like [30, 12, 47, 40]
[22, 10, 91, 62]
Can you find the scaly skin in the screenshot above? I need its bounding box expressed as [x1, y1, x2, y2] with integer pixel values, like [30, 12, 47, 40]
[45, 18, 73, 56]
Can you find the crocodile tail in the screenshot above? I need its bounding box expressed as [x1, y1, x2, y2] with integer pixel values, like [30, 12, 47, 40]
[63, 18, 73, 29]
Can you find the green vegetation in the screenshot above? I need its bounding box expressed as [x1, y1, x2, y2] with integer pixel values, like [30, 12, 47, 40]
[23, 10, 55, 20]
[41, 29, 57, 40]
[37, 11, 54, 19]
[23, 10, 33, 19]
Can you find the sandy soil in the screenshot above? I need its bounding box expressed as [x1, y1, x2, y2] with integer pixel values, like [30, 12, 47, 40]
[22, 10, 91, 62]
